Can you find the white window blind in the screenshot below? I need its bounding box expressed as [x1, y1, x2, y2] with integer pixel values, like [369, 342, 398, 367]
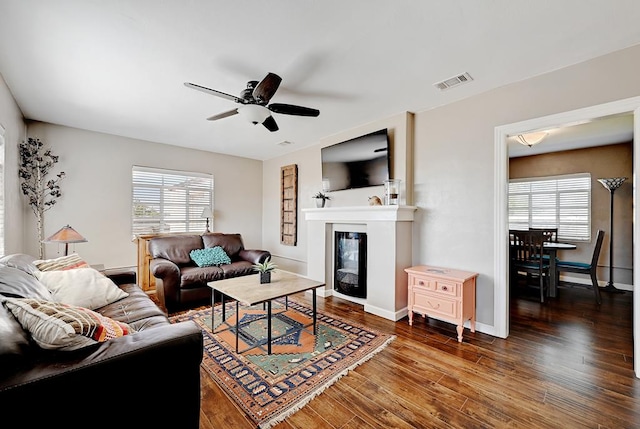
[508, 173, 591, 241]
[132, 166, 213, 236]
[0, 128, 4, 255]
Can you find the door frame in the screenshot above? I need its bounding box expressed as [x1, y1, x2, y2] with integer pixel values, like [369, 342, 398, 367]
[494, 96, 640, 378]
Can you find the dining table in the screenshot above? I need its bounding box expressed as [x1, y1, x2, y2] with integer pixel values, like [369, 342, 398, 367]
[543, 241, 577, 297]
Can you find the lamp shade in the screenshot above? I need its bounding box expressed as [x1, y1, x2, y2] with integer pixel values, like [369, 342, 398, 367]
[44, 225, 87, 244]
[201, 207, 213, 219]
[597, 177, 627, 191]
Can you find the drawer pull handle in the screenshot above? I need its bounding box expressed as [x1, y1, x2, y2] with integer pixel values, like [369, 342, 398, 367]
[418, 281, 425, 286]
[427, 302, 440, 309]
[441, 285, 448, 291]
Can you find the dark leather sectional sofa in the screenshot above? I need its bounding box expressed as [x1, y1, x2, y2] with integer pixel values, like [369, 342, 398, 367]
[0, 254, 203, 429]
[149, 232, 271, 314]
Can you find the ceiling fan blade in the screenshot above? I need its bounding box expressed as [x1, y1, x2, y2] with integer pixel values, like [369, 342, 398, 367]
[207, 108, 239, 121]
[262, 115, 279, 132]
[184, 82, 245, 104]
[253, 73, 282, 104]
[268, 103, 320, 117]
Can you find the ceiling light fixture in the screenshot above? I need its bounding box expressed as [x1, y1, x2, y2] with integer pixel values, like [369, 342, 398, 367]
[516, 131, 548, 147]
[240, 104, 271, 125]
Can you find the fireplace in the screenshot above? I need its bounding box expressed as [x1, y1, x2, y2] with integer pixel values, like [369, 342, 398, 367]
[334, 231, 367, 298]
[303, 205, 416, 321]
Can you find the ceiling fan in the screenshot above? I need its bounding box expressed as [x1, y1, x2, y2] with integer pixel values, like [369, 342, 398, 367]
[184, 72, 320, 132]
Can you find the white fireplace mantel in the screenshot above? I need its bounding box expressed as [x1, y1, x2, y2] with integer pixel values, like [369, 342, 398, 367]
[303, 205, 417, 321]
[303, 205, 417, 222]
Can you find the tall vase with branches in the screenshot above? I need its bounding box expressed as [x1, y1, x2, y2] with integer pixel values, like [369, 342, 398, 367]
[19, 138, 65, 259]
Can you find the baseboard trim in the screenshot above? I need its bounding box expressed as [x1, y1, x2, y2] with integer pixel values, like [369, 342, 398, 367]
[560, 274, 634, 291]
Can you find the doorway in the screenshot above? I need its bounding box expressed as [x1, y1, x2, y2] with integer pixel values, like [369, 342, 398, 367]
[494, 96, 640, 378]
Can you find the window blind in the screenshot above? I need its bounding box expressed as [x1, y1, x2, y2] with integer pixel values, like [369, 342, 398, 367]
[508, 173, 591, 241]
[0, 130, 4, 255]
[132, 166, 213, 236]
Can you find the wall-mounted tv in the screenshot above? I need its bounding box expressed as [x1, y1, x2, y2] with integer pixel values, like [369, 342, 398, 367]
[321, 128, 390, 192]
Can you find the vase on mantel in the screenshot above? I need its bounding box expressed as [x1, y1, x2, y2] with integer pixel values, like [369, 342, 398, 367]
[312, 192, 330, 208]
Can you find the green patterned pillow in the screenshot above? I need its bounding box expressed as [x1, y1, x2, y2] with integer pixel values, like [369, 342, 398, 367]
[190, 246, 231, 267]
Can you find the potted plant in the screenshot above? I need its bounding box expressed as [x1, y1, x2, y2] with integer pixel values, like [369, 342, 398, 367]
[19, 138, 66, 259]
[312, 191, 331, 208]
[253, 256, 277, 284]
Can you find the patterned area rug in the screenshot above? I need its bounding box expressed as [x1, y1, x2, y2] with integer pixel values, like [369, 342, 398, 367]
[170, 298, 395, 428]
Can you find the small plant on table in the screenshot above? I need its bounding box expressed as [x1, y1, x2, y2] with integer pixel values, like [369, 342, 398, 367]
[253, 257, 277, 284]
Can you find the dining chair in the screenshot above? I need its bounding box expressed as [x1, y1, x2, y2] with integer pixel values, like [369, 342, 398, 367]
[556, 230, 605, 304]
[511, 229, 550, 303]
[530, 227, 558, 243]
[530, 227, 559, 283]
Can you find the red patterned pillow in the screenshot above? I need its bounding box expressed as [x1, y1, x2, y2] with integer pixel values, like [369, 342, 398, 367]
[3, 298, 134, 350]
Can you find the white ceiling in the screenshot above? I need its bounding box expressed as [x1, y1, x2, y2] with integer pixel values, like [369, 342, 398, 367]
[1, 1, 640, 161]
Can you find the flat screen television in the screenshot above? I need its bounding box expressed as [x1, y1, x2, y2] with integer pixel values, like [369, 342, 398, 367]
[321, 128, 390, 192]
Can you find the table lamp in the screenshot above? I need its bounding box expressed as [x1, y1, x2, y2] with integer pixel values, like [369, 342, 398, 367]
[44, 225, 87, 256]
[201, 207, 213, 233]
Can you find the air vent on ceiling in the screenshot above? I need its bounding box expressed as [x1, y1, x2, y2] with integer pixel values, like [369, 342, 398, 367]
[433, 72, 473, 91]
[277, 140, 294, 146]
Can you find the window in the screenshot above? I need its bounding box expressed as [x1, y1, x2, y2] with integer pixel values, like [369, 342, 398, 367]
[508, 173, 591, 241]
[132, 166, 213, 236]
[0, 126, 4, 255]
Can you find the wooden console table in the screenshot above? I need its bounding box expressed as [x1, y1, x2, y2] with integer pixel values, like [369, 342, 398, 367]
[134, 232, 194, 292]
[134, 234, 158, 292]
[404, 265, 478, 342]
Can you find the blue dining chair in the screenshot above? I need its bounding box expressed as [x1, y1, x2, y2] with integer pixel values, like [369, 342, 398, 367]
[556, 230, 605, 304]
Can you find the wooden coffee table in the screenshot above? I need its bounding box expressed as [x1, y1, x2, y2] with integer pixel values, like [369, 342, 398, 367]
[208, 270, 324, 354]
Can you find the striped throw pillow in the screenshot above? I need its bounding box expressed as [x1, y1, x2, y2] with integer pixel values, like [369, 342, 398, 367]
[3, 298, 134, 350]
[34, 254, 90, 272]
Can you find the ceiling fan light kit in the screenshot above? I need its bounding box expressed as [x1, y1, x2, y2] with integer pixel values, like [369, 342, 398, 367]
[184, 72, 319, 132]
[241, 104, 271, 125]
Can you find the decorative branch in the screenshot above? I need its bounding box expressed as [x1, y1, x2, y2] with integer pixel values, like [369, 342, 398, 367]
[18, 137, 65, 258]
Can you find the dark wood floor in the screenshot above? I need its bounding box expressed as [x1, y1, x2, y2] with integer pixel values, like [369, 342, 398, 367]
[195, 283, 638, 429]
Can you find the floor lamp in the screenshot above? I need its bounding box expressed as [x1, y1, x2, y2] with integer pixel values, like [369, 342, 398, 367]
[597, 177, 627, 293]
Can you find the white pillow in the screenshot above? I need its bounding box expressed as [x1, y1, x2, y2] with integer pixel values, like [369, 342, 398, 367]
[37, 268, 128, 310]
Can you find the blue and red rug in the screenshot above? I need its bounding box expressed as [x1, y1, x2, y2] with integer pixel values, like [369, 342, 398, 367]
[170, 298, 395, 428]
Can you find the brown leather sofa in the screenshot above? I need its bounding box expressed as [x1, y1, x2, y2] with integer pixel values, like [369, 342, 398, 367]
[149, 232, 271, 313]
[0, 253, 203, 429]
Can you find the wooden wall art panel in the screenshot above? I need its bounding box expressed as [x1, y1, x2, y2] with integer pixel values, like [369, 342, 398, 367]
[280, 164, 298, 246]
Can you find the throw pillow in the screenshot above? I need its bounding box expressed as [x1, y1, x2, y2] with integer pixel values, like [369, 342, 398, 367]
[189, 246, 231, 267]
[0, 253, 40, 277]
[0, 303, 29, 355]
[34, 254, 90, 272]
[3, 298, 134, 351]
[0, 265, 54, 301]
[36, 268, 129, 310]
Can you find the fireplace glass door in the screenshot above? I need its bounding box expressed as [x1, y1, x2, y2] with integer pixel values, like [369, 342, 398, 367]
[334, 231, 367, 298]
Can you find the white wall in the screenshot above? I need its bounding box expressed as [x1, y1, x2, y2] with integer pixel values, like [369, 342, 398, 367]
[264, 44, 640, 330]
[0, 73, 26, 255]
[23, 122, 263, 269]
[261, 112, 413, 274]
[415, 44, 640, 327]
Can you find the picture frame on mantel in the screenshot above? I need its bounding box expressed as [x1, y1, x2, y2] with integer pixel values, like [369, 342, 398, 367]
[280, 164, 298, 246]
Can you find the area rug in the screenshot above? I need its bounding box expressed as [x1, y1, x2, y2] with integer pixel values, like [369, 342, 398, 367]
[170, 298, 395, 428]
